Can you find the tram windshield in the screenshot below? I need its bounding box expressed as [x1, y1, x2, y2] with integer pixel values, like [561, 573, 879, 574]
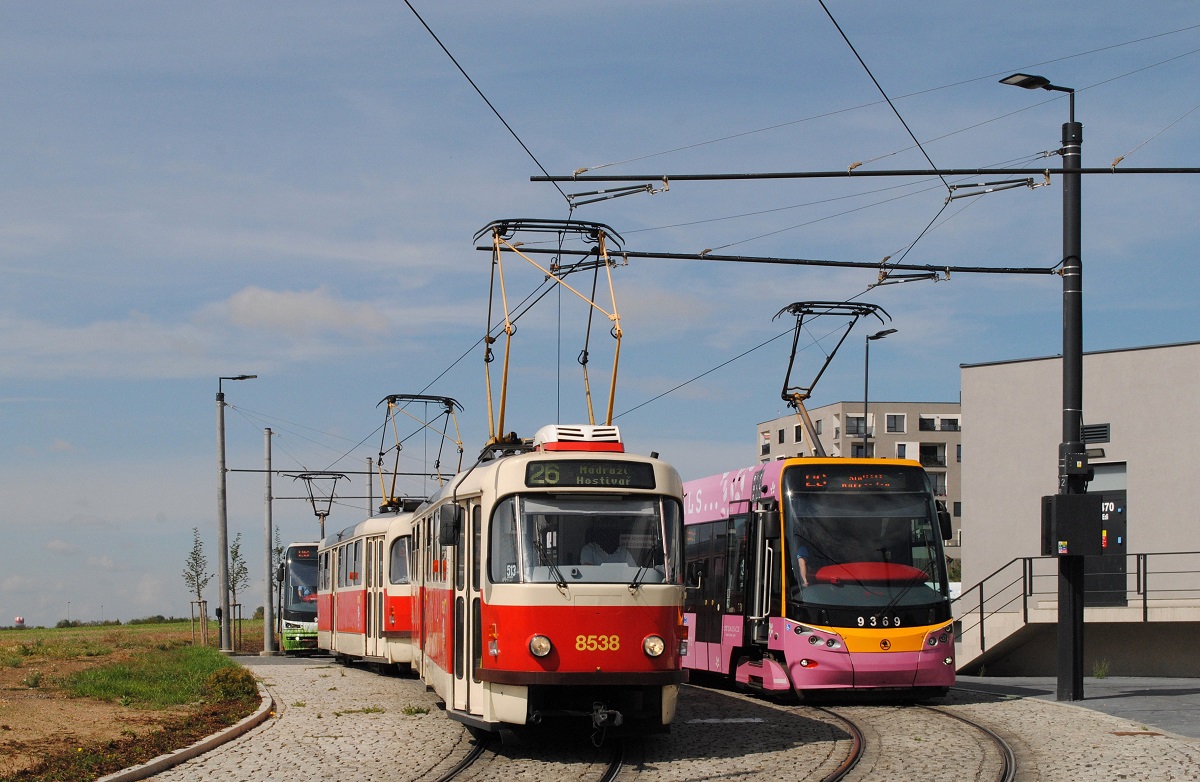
[782, 465, 948, 613]
[489, 494, 683, 585]
[282, 549, 318, 620]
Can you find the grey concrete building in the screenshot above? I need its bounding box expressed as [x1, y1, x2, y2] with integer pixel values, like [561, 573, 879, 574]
[957, 341, 1200, 675]
[756, 400, 963, 558]
[960, 340, 1200, 587]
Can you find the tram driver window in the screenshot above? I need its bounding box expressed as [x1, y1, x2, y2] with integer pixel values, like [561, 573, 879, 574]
[389, 536, 410, 585]
[489, 497, 520, 583]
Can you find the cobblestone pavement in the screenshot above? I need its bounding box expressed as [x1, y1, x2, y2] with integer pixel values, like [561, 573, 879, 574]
[138, 659, 1200, 781]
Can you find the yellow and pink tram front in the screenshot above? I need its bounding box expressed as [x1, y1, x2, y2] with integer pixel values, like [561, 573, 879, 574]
[682, 458, 955, 698]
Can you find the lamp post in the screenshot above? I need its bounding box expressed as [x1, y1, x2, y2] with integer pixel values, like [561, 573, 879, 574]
[1002, 73, 1086, 702]
[863, 328, 897, 457]
[217, 374, 256, 653]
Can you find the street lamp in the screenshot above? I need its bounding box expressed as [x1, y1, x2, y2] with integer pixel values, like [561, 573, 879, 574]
[1002, 72, 1085, 702]
[217, 374, 257, 653]
[863, 328, 897, 457]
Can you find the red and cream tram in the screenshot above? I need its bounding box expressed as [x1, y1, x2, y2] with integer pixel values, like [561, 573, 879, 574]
[410, 423, 686, 734]
[317, 501, 421, 669]
[320, 423, 686, 733]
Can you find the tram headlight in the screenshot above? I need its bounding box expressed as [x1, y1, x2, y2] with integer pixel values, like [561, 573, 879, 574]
[528, 634, 553, 658]
[643, 635, 666, 658]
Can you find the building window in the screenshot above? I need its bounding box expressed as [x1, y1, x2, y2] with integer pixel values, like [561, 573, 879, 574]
[956, 443, 961, 463]
[845, 416, 866, 436]
[953, 501, 962, 517]
[896, 443, 906, 459]
[886, 414, 905, 433]
[814, 419, 822, 435]
[794, 424, 803, 442]
[931, 473, 947, 496]
[920, 444, 947, 468]
[777, 428, 784, 444]
[760, 442, 770, 456]
[919, 417, 936, 431]
[851, 443, 871, 458]
[940, 418, 960, 432]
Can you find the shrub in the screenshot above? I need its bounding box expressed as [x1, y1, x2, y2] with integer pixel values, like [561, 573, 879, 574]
[204, 667, 259, 702]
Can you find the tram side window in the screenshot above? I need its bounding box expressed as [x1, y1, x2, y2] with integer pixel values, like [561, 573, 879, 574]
[389, 536, 411, 585]
[338, 544, 348, 588]
[726, 515, 748, 613]
[351, 540, 362, 586]
[489, 497, 520, 583]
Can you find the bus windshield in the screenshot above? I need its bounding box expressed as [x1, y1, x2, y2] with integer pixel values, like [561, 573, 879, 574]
[282, 553, 318, 620]
[782, 466, 948, 613]
[489, 495, 683, 585]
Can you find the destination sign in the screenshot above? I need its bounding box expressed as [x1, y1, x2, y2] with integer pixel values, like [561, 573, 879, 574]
[786, 464, 927, 493]
[525, 460, 656, 489]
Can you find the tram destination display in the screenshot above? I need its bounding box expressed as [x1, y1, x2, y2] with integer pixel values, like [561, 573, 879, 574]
[525, 459, 656, 489]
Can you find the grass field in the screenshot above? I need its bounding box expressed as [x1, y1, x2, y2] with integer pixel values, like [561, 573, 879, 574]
[0, 620, 264, 782]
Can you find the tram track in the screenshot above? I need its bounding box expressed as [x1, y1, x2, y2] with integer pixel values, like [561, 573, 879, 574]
[814, 700, 1017, 782]
[428, 732, 624, 782]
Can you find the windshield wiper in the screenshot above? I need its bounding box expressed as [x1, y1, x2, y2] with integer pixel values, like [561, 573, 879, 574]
[629, 547, 657, 592]
[532, 534, 568, 592]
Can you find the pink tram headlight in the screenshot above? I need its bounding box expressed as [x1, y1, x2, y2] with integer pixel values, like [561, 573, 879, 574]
[528, 634, 553, 658]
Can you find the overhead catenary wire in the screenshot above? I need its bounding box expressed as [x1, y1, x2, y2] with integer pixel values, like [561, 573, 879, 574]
[402, 1, 569, 205]
[817, 0, 950, 194]
[568, 23, 1200, 175]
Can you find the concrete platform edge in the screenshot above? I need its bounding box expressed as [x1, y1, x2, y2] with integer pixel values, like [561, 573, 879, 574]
[95, 680, 276, 782]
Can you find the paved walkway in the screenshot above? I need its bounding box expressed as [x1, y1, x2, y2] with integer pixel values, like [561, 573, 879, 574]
[110, 660, 1200, 781]
[958, 675, 1200, 739]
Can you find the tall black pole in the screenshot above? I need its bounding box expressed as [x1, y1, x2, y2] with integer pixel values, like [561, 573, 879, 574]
[1058, 98, 1086, 702]
[862, 336, 871, 457]
[216, 387, 232, 652]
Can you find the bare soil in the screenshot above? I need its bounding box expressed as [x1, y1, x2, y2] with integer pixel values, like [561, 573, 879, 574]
[0, 626, 259, 781]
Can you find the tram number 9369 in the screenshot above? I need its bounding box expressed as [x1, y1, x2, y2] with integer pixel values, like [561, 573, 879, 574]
[857, 615, 901, 628]
[576, 634, 620, 651]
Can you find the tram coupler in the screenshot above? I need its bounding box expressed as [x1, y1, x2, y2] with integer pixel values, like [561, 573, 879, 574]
[591, 702, 623, 729]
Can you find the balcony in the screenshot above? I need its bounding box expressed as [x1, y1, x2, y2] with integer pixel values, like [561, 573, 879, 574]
[940, 420, 960, 432]
[920, 456, 948, 468]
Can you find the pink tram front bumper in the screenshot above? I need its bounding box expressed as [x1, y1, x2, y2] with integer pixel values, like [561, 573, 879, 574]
[689, 615, 955, 693]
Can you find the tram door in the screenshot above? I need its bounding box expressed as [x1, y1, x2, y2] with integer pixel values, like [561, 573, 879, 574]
[451, 502, 485, 717]
[365, 534, 385, 657]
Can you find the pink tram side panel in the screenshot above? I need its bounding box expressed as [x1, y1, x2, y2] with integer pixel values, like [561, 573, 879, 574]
[683, 464, 782, 525]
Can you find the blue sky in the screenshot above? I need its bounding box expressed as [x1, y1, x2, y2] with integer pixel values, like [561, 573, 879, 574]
[3, 2, 1198, 627]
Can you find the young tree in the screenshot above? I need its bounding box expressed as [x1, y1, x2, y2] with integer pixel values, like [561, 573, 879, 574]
[183, 527, 212, 616]
[229, 532, 250, 612]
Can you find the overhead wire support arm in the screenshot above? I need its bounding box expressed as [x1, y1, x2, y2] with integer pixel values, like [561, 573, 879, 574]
[533, 166, 1200, 183]
[477, 244, 1058, 277]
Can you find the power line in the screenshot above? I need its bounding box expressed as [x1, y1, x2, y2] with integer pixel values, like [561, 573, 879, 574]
[402, 1, 568, 204]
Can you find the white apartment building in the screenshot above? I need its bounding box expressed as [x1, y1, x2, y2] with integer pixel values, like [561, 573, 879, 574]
[757, 400, 963, 557]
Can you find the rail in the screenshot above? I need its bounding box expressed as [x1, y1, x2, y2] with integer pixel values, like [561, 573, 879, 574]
[952, 551, 1200, 654]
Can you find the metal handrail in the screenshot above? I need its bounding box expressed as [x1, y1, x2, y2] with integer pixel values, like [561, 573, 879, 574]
[953, 551, 1200, 654]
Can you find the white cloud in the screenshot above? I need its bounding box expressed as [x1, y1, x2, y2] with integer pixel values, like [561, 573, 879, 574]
[44, 539, 78, 555]
[213, 285, 389, 337]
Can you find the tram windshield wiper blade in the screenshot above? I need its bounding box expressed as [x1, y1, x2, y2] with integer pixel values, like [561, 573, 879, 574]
[533, 535, 568, 590]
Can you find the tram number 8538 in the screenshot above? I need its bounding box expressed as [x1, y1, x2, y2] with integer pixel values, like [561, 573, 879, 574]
[576, 634, 620, 651]
[857, 615, 901, 628]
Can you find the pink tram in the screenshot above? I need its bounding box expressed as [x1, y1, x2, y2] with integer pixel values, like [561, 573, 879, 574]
[318, 424, 686, 733]
[682, 457, 955, 700]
